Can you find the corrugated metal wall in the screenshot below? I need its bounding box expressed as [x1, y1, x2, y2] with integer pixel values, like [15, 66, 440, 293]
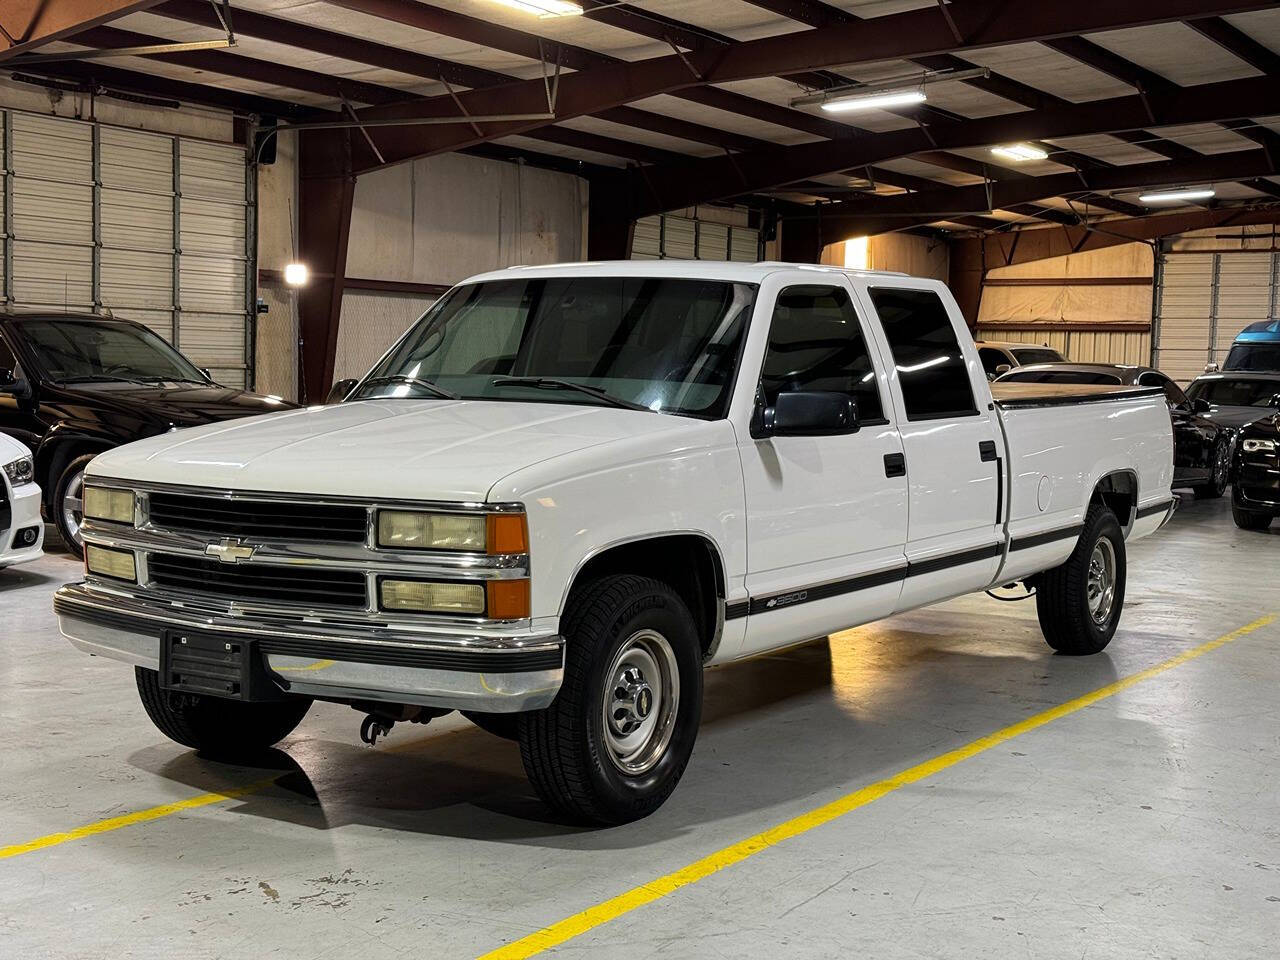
[631, 208, 759, 261]
[975, 326, 1152, 364]
[334, 291, 438, 383]
[0, 108, 253, 387]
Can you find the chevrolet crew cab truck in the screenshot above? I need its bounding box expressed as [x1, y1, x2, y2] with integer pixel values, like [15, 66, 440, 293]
[55, 262, 1176, 825]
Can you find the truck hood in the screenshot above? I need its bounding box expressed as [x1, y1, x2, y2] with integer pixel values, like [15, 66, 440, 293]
[87, 399, 683, 501]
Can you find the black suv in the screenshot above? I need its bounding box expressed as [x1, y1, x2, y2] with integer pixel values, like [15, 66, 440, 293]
[0, 311, 294, 554]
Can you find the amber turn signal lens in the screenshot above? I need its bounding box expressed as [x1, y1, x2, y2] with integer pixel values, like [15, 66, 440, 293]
[487, 513, 528, 554]
[486, 579, 530, 619]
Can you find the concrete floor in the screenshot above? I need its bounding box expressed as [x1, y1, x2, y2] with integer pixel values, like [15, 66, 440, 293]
[1, 494, 1278, 960]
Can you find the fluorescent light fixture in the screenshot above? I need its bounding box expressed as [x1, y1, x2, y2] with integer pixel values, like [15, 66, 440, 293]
[488, 0, 583, 17]
[1138, 187, 1216, 203]
[992, 144, 1048, 162]
[843, 236, 869, 270]
[283, 262, 309, 286]
[820, 88, 926, 114]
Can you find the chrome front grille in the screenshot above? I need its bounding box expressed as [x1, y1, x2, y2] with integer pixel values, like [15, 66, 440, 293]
[147, 491, 368, 543]
[148, 553, 369, 609]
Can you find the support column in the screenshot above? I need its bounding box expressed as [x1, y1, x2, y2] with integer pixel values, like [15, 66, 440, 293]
[296, 128, 354, 403]
[948, 236, 986, 330]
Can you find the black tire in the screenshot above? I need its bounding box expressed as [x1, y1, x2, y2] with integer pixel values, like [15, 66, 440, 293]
[1035, 504, 1126, 655]
[135, 667, 311, 757]
[1231, 491, 1273, 531]
[462, 710, 520, 741]
[54, 453, 97, 557]
[517, 574, 703, 825]
[1193, 438, 1230, 500]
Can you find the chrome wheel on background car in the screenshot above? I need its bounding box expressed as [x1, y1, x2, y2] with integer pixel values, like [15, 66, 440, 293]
[54, 454, 98, 556]
[602, 629, 680, 775]
[62, 469, 84, 546]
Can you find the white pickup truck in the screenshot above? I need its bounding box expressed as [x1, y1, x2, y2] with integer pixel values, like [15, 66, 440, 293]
[56, 261, 1175, 824]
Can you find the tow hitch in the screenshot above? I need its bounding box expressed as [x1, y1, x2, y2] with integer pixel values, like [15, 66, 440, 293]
[353, 703, 451, 746]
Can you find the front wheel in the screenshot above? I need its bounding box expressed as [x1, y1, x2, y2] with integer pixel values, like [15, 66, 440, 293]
[135, 667, 311, 758]
[54, 453, 97, 557]
[517, 575, 703, 825]
[1035, 504, 1126, 655]
[1232, 490, 1273, 531]
[1193, 438, 1230, 499]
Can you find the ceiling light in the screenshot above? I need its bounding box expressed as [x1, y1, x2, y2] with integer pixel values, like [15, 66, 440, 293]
[992, 144, 1048, 162]
[1138, 187, 1216, 203]
[284, 262, 309, 286]
[488, 0, 583, 17]
[820, 88, 927, 114]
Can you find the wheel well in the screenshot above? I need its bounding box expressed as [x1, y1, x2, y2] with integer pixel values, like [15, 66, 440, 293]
[566, 535, 726, 658]
[37, 440, 110, 510]
[1091, 471, 1137, 530]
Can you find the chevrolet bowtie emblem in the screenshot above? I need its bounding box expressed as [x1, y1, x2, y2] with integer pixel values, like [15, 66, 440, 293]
[204, 537, 257, 564]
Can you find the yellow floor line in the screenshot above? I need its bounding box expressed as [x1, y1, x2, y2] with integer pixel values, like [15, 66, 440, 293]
[474, 614, 1277, 960]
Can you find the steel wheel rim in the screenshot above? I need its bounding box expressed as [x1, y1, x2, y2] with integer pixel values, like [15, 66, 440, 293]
[1086, 537, 1116, 625]
[601, 629, 680, 776]
[62, 468, 85, 547]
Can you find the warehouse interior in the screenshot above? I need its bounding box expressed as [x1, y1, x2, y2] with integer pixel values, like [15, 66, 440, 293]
[2, 2, 1279, 958]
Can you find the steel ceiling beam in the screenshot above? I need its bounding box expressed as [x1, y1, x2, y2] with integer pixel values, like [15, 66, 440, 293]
[610, 75, 1279, 219]
[1187, 16, 1280, 76]
[329, 0, 1276, 172]
[0, 0, 164, 62]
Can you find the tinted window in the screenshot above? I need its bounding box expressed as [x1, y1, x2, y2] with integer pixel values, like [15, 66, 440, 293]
[1011, 347, 1064, 365]
[20, 320, 205, 383]
[356, 277, 755, 419]
[1138, 371, 1187, 407]
[1225, 343, 1280, 372]
[1187, 377, 1280, 407]
[1000, 370, 1123, 385]
[978, 347, 1008, 376]
[868, 288, 976, 420]
[0, 332, 16, 373]
[759, 285, 884, 421]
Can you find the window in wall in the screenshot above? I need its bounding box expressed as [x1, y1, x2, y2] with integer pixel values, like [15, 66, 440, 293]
[758, 285, 884, 422]
[868, 287, 977, 420]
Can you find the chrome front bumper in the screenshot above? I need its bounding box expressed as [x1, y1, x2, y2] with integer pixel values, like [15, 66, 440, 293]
[55, 582, 564, 712]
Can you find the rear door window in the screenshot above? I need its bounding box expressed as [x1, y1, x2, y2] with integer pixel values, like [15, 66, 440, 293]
[867, 287, 977, 421]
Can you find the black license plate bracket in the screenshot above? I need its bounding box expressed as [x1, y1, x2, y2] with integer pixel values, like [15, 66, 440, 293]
[160, 630, 287, 701]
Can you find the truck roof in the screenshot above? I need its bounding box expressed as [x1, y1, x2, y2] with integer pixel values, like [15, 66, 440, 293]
[463, 260, 913, 285]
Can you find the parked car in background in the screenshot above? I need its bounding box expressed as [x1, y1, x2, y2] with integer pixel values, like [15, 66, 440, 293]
[0, 312, 294, 555]
[996, 362, 1232, 499]
[1185, 372, 1280, 433]
[0, 432, 43, 570]
[1231, 399, 1280, 531]
[974, 339, 1066, 380]
[1217, 319, 1280, 373]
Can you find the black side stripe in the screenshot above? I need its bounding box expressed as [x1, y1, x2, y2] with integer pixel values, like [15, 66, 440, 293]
[1009, 524, 1084, 552]
[1136, 499, 1174, 519]
[732, 541, 1006, 618]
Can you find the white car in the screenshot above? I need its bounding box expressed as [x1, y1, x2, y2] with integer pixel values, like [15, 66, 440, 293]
[0, 432, 44, 569]
[55, 261, 1175, 824]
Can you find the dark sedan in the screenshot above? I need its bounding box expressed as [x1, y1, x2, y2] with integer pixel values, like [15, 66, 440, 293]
[995, 362, 1232, 499]
[0, 312, 294, 554]
[1185, 372, 1280, 432]
[1232, 402, 1280, 531]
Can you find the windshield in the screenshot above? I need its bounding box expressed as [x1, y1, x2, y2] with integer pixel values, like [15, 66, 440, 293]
[20, 319, 206, 384]
[1012, 347, 1064, 365]
[1187, 377, 1280, 407]
[352, 277, 756, 418]
[1224, 343, 1280, 372]
[999, 370, 1122, 385]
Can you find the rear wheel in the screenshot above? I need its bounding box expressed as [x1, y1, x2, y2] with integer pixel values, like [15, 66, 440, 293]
[517, 575, 702, 825]
[135, 667, 311, 757]
[1193, 438, 1230, 499]
[1035, 505, 1126, 655]
[54, 454, 97, 557]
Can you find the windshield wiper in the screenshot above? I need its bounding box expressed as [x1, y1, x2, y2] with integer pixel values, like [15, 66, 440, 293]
[132, 375, 207, 384]
[56, 374, 144, 384]
[353, 375, 459, 400]
[491, 376, 649, 412]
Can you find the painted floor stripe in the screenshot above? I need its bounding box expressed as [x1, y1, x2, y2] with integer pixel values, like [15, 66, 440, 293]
[474, 614, 1277, 960]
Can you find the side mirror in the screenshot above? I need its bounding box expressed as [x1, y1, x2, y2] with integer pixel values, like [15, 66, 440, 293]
[759, 391, 858, 437]
[1191, 396, 1212, 414]
[994, 363, 1011, 376]
[200, 367, 214, 382]
[326, 378, 359, 404]
[0, 367, 15, 387]
[0, 368, 30, 399]
[1204, 361, 1220, 373]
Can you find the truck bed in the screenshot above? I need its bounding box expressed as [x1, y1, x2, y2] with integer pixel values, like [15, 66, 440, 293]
[991, 382, 1163, 408]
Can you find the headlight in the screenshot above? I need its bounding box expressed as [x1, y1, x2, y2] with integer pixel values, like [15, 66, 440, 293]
[377, 510, 527, 553]
[2, 456, 33, 485]
[378, 578, 530, 618]
[84, 485, 136, 524]
[85, 545, 137, 582]
[1242, 438, 1276, 453]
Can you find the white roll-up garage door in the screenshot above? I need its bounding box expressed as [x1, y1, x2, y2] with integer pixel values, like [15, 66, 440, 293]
[630, 212, 759, 262]
[1154, 250, 1280, 383]
[0, 109, 253, 388]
